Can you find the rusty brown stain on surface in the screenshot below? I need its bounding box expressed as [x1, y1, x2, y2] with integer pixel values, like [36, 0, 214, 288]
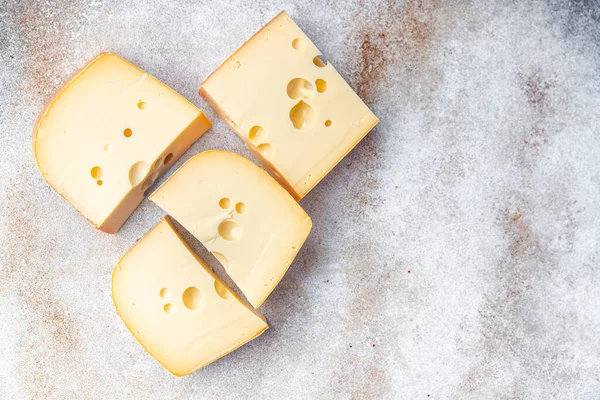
[351, 0, 440, 104]
[520, 71, 556, 149]
[356, 32, 385, 103]
[456, 194, 581, 396]
[506, 212, 540, 260]
[341, 0, 442, 224]
[524, 74, 553, 106]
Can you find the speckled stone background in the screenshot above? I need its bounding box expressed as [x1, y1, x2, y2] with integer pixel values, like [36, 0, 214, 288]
[1, 0, 600, 398]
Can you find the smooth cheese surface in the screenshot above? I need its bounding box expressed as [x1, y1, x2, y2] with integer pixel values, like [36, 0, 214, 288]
[200, 11, 378, 200]
[34, 53, 211, 233]
[112, 217, 268, 377]
[150, 151, 312, 308]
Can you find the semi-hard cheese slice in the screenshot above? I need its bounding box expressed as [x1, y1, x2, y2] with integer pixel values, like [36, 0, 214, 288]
[200, 11, 379, 200]
[34, 53, 211, 233]
[112, 217, 268, 377]
[150, 151, 312, 308]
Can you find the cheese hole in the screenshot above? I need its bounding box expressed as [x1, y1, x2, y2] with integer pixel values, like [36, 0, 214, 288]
[219, 198, 231, 209]
[235, 202, 246, 214]
[163, 303, 174, 314]
[159, 287, 170, 299]
[154, 158, 163, 168]
[214, 280, 233, 300]
[90, 166, 103, 179]
[292, 38, 306, 50]
[213, 252, 229, 271]
[104, 144, 113, 153]
[137, 101, 148, 110]
[313, 55, 327, 67]
[123, 128, 133, 138]
[316, 79, 327, 93]
[287, 78, 314, 100]
[325, 120, 332, 127]
[248, 126, 265, 142]
[164, 153, 173, 164]
[218, 220, 242, 241]
[289, 100, 316, 130]
[96, 180, 103, 186]
[257, 143, 274, 159]
[182, 287, 202, 310]
[128, 161, 150, 187]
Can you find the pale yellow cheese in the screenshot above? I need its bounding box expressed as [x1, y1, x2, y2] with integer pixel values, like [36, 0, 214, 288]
[150, 151, 312, 308]
[200, 11, 379, 200]
[34, 53, 211, 233]
[112, 217, 268, 377]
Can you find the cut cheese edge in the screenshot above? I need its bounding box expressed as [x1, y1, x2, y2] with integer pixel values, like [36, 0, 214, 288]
[112, 217, 268, 377]
[150, 150, 312, 307]
[34, 53, 211, 233]
[200, 11, 378, 200]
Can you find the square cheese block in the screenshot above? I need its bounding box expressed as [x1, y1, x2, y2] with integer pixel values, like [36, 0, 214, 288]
[34, 53, 212, 233]
[200, 11, 379, 200]
[112, 217, 268, 376]
[150, 150, 312, 308]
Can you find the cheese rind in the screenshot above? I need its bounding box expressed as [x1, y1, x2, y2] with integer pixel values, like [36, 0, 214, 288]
[34, 53, 211, 233]
[112, 217, 268, 377]
[150, 151, 312, 308]
[200, 11, 378, 200]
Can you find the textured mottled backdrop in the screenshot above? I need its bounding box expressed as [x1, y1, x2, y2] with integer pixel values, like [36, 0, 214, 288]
[1, 0, 600, 398]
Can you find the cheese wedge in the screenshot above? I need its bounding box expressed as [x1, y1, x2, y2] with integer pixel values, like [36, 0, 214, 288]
[150, 151, 312, 308]
[112, 217, 268, 376]
[200, 11, 378, 200]
[34, 53, 211, 233]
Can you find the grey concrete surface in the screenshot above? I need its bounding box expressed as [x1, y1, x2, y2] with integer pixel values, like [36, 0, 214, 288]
[1, 0, 600, 398]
